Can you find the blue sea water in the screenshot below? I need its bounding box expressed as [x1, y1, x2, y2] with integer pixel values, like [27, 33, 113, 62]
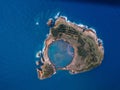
[48, 40, 74, 67]
[0, 0, 120, 90]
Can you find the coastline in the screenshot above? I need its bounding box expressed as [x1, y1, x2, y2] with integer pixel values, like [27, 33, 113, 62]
[36, 15, 104, 79]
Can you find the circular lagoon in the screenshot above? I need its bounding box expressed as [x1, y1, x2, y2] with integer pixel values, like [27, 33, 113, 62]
[48, 40, 74, 68]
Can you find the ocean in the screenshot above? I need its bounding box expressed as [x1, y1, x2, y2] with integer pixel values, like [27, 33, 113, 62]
[0, 0, 120, 90]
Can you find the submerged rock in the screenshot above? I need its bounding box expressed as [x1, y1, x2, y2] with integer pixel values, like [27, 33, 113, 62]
[36, 15, 104, 80]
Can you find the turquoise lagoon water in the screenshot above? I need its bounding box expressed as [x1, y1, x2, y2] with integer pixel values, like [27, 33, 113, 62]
[48, 40, 74, 67]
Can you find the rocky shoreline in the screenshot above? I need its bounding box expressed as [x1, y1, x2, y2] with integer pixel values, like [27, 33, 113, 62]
[36, 15, 104, 80]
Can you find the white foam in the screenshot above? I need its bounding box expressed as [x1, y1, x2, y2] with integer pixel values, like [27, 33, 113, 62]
[36, 50, 41, 58]
[46, 34, 49, 37]
[78, 24, 88, 28]
[61, 16, 68, 21]
[89, 28, 96, 34]
[98, 38, 103, 45]
[67, 20, 71, 23]
[35, 60, 40, 66]
[54, 12, 60, 19]
[35, 22, 39, 25]
[42, 41, 46, 53]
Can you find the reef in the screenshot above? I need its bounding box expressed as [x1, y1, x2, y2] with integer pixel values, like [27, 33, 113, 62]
[36, 14, 104, 80]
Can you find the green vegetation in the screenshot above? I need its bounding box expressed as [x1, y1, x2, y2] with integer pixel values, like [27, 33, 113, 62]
[51, 28, 59, 37]
[78, 36, 85, 46]
[67, 27, 78, 35]
[43, 64, 54, 78]
[51, 24, 66, 37]
[51, 24, 79, 38]
[77, 46, 88, 57]
[84, 62, 100, 71]
[57, 24, 66, 33]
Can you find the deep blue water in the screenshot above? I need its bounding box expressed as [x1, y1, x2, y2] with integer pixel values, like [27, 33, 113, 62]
[48, 40, 74, 67]
[0, 0, 120, 90]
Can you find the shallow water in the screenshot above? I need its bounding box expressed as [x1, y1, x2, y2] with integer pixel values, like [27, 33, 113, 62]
[48, 40, 74, 67]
